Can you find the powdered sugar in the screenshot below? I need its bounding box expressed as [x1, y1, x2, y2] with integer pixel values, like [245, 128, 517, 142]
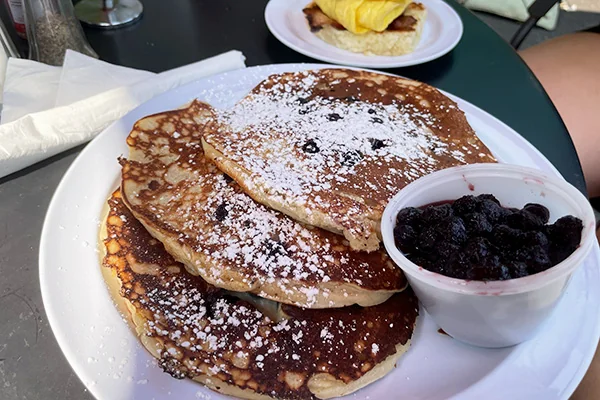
[210, 70, 482, 199]
[372, 343, 379, 354]
[215, 87, 448, 201]
[122, 100, 404, 309]
[205, 69, 493, 250]
[105, 190, 419, 398]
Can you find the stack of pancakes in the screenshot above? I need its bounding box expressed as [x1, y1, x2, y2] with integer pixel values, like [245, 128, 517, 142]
[101, 69, 495, 399]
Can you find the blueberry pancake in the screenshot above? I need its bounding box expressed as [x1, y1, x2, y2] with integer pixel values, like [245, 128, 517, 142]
[202, 69, 496, 252]
[102, 190, 419, 400]
[120, 101, 406, 309]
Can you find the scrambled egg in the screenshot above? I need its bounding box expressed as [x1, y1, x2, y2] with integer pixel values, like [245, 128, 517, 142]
[315, 0, 413, 34]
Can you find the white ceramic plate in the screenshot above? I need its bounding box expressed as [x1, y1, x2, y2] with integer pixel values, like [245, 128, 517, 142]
[40, 64, 600, 400]
[264, 0, 463, 68]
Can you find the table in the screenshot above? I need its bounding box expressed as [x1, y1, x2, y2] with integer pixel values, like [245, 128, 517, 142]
[0, 1, 587, 399]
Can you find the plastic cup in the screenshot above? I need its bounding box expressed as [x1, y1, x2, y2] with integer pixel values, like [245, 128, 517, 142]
[381, 163, 597, 348]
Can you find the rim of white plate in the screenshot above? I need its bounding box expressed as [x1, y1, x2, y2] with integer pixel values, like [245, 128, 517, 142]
[264, 0, 464, 68]
[39, 63, 600, 400]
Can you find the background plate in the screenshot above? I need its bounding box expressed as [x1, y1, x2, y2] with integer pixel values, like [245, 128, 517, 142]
[264, 0, 464, 68]
[40, 64, 600, 400]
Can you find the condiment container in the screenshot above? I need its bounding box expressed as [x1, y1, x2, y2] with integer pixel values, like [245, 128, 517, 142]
[23, 0, 98, 65]
[5, 0, 26, 39]
[381, 163, 596, 348]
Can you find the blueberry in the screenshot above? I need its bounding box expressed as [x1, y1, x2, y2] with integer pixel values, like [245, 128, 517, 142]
[341, 150, 363, 167]
[549, 246, 574, 266]
[479, 200, 511, 224]
[509, 261, 529, 278]
[422, 203, 453, 224]
[370, 117, 384, 124]
[368, 138, 387, 151]
[395, 207, 423, 228]
[438, 216, 468, 244]
[487, 255, 510, 280]
[547, 215, 583, 265]
[222, 173, 233, 184]
[367, 108, 377, 114]
[529, 245, 552, 272]
[509, 243, 551, 272]
[214, 202, 228, 222]
[327, 113, 342, 121]
[296, 97, 310, 104]
[524, 231, 549, 249]
[447, 252, 469, 278]
[513, 247, 532, 262]
[394, 224, 417, 253]
[464, 237, 493, 265]
[466, 254, 508, 281]
[523, 203, 550, 224]
[506, 210, 543, 231]
[497, 263, 512, 281]
[491, 225, 523, 248]
[148, 180, 160, 190]
[435, 241, 461, 260]
[301, 139, 320, 154]
[463, 212, 493, 236]
[452, 195, 479, 216]
[477, 194, 500, 205]
[548, 215, 583, 248]
[264, 240, 287, 259]
[417, 226, 440, 253]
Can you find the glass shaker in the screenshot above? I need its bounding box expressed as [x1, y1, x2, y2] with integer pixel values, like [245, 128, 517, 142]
[23, 0, 98, 66]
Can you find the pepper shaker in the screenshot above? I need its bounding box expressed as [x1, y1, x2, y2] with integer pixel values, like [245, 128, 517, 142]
[23, 0, 98, 66]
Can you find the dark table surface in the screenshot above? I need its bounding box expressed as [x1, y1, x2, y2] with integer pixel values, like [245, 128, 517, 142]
[0, 1, 585, 399]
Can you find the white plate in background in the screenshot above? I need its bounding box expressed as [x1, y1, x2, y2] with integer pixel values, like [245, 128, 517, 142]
[264, 0, 464, 68]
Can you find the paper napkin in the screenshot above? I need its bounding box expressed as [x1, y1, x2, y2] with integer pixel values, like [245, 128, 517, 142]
[0, 50, 246, 179]
[55, 51, 154, 107]
[2, 59, 62, 123]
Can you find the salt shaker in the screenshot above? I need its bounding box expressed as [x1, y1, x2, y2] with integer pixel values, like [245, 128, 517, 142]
[23, 0, 98, 66]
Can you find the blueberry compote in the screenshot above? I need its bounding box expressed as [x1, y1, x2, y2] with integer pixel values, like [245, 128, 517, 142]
[393, 194, 583, 281]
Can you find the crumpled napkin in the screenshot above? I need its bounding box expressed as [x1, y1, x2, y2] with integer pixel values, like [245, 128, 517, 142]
[2, 60, 62, 122]
[460, 0, 560, 31]
[55, 51, 154, 107]
[0, 50, 246, 179]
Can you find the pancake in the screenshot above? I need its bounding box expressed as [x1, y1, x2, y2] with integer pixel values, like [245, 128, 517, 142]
[120, 101, 406, 309]
[102, 190, 419, 400]
[303, 2, 427, 56]
[202, 69, 496, 252]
